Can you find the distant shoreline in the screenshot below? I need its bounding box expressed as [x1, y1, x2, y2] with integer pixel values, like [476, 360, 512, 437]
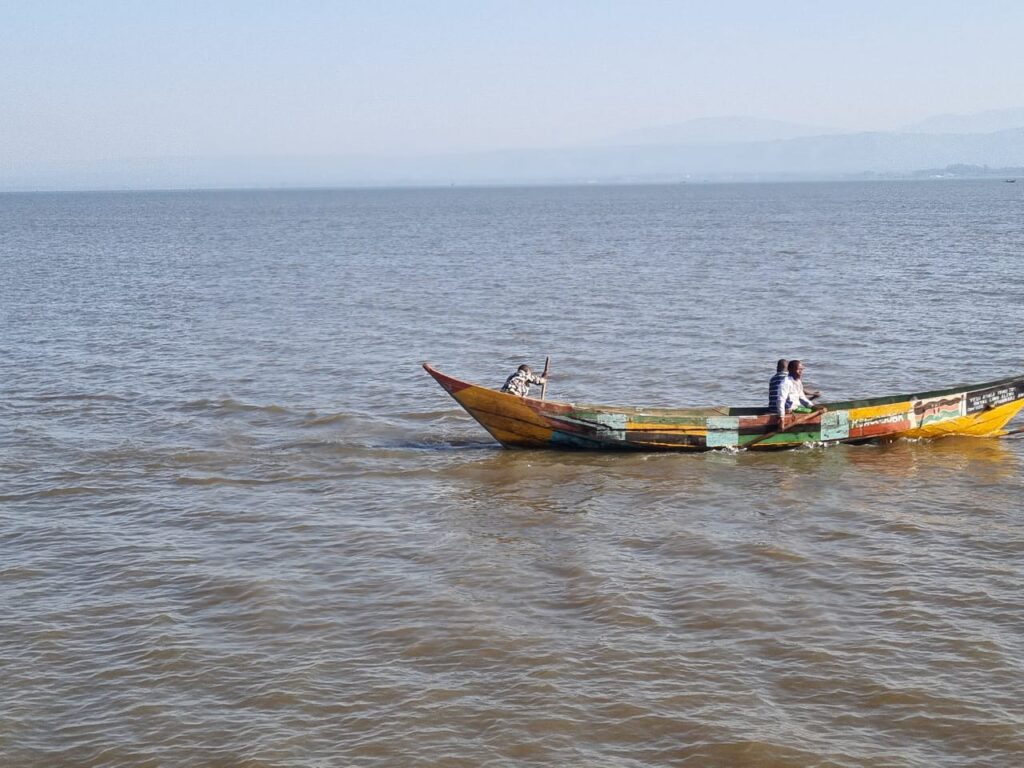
[1, 171, 1020, 195]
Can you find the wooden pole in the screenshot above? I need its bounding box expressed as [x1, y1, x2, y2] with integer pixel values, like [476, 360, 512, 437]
[540, 355, 550, 400]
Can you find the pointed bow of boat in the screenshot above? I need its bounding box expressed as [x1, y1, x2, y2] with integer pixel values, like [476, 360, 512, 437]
[422, 362, 564, 448]
[422, 362, 472, 397]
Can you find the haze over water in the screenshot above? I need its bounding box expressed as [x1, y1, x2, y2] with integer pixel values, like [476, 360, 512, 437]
[3, 181, 1024, 767]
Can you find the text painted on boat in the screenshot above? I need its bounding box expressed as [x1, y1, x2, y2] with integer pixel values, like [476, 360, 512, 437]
[966, 383, 1024, 414]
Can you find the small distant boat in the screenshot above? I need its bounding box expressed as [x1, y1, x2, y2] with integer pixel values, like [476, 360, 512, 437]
[1006, 179, 1017, 183]
[423, 363, 1024, 450]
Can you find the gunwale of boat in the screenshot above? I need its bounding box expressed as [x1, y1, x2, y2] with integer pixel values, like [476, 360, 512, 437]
[425, 363, 1024, 416]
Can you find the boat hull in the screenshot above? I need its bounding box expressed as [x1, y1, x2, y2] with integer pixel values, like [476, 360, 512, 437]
[423, 364, 1024, 451]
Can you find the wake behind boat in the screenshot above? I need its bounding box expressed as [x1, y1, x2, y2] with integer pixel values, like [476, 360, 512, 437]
[423, 363, 1024, 450]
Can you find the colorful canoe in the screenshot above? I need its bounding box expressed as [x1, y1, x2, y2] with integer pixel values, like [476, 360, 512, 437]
[423, 363, 1024, 450]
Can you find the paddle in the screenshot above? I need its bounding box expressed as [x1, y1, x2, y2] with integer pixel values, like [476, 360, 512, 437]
[540, 355, 550, 400]
[745, 409, 823, 448]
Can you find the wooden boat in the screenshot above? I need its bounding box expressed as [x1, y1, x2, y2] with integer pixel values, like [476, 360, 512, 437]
[423, 363, 1024, 450]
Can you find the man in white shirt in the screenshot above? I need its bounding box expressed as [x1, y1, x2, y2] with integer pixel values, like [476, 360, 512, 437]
[777, 360, 826, 428]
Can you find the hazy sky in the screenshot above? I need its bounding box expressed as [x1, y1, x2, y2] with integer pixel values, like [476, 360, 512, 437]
[3, 0, 1024, 168]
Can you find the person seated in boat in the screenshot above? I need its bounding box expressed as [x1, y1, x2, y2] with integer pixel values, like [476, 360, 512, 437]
[501, 364, 547, 397]
[777, 359, 826, 427]
[768, 358, 789, 410]
[769, 358, 821, 409]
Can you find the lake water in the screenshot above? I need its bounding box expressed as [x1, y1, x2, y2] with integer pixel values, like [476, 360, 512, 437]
[2, 181, 1023, 767]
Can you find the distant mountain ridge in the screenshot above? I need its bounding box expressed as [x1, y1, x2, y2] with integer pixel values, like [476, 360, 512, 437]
[901, 106, 1024, 135]
[6, 108, 1024, 190]
[599, 116, 837, 146]
[448, 127, 1024, 182]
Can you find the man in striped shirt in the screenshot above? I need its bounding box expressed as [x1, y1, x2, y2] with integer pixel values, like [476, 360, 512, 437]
[767, 358, 788, 412]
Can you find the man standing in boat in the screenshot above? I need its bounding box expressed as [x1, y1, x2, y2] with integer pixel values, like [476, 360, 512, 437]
[501, 364, 547, 397]
[776, 359, 826, 428]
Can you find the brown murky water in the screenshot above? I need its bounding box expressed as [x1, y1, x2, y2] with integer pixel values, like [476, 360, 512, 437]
[3, 182, 1023, 767]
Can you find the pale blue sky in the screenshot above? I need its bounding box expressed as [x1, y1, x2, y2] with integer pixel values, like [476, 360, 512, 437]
[3, 1, 1024, 168]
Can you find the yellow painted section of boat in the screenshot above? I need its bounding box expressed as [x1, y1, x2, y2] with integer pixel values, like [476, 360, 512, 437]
[904, 399, 1024, 439]
[450, 383, 554, 445]
[622, 420, 707, 436]
[847, 401, 911, 423]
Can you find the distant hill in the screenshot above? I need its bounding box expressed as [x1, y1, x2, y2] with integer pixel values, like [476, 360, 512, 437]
[902, 106, 1024, 134]
[599, 116, 837, 146]
[484, 128, 1024, 181]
